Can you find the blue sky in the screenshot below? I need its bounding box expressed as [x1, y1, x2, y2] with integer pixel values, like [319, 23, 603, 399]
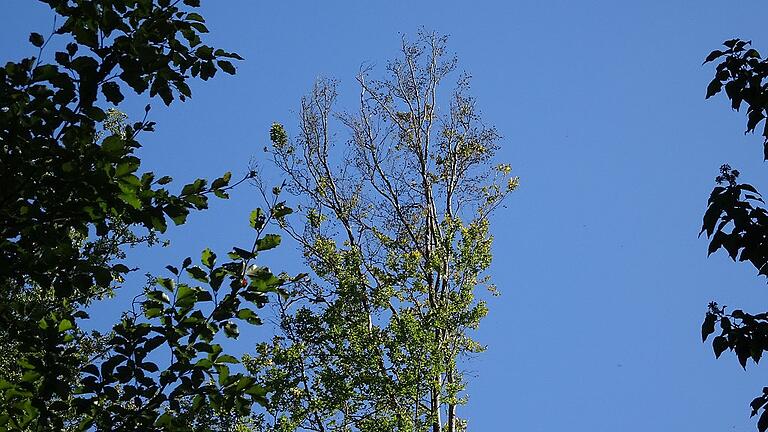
[5, 1, 768, 430]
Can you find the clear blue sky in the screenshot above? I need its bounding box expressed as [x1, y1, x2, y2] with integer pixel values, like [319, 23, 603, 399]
[5, 1, 768, 430]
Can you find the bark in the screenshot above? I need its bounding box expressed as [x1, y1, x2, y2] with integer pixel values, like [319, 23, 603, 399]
[447, 368, 456, 432]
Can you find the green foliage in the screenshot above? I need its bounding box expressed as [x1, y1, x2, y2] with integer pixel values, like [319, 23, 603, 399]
[72, 211, 287, 430]
[0, 0, 283, 430]
[250, 32, 515, 432]
[700, 41, 768, 432]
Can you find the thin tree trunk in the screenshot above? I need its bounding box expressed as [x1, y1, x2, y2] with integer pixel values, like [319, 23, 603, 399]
[431, 382, 442, 432]
[447, 367, 456, 432]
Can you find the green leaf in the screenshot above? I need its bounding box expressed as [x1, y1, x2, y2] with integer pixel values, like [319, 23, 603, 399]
[197, 291, 213, 302]
[760, 408, 768, 432]
[211, 171, 232, 189]
[202, 248, 216, 269]
[713, 335, 729, 358]
[155, 413, 173, 427]
[229, 247, 256, 260]
[245, 383, 267, 397]
[65, 42, 77, 55]
[165, 265, 179, 275]
[706, 78, 722, 99]
[195, 358, 213, 369]
[17, 359, 35, 370]
[215, 49, 244, 60]
[115, 159, 140, 178]
[209, 268, 226, 292]
[249, 208, 264, 230]
[58, 319, 73, 332]
[140, 362, 159, 372]
[147, 290, 171, 303]
[102, 81, 124, 104]
[701, 313, 716, 342]
[186, 266, 209, 282]
[256, 234, 281, 251]
[112, 263, 130, 274]
[703, 49, 724, 64]
[164, 204, 189, 225]
[215, 355, 239, 364]
[20, 371, 41, 383]
[157, 176, 173, 185]
[181, 178, 207, 195]
[223, 321, 239, 338]
[119, 191, 141, 209]
[32, 64, 58, 82]
[29, 32, 44, 47]
[82, 364, 99, 376]
[272, 202, 293, 219]
[156, 277, 175, 291]
[176, 285, 196, 304]
[217, 60, 236, 75]
[196, 46, 214, 60]
[145, 308, 162, 318]
[216, 364, 230, 385]
[143, 335, 165, 352]
[237, 308, 262, 325]
[186, 12, 205, 22]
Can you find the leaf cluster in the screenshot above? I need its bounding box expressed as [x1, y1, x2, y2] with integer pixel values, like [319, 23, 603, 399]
[73, 217, 289, 430]
[701, 39, 768, 432]
[704, 40, 768, 158]
[0, 0, 287, 430]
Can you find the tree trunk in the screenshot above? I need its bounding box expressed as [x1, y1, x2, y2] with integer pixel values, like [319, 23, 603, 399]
[431, 383, 442, 432]
[447, 368, 456, 432]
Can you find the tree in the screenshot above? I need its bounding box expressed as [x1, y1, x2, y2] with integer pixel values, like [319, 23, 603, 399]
[247, 32, 517, 432]
[0, 107, 162, 426]
[0, 1, 290, 429]
[700, 39, 768, 432]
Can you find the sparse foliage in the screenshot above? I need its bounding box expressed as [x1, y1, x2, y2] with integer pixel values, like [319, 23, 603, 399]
[249, 32, 516, 432]
[700, 40, 768, 432]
